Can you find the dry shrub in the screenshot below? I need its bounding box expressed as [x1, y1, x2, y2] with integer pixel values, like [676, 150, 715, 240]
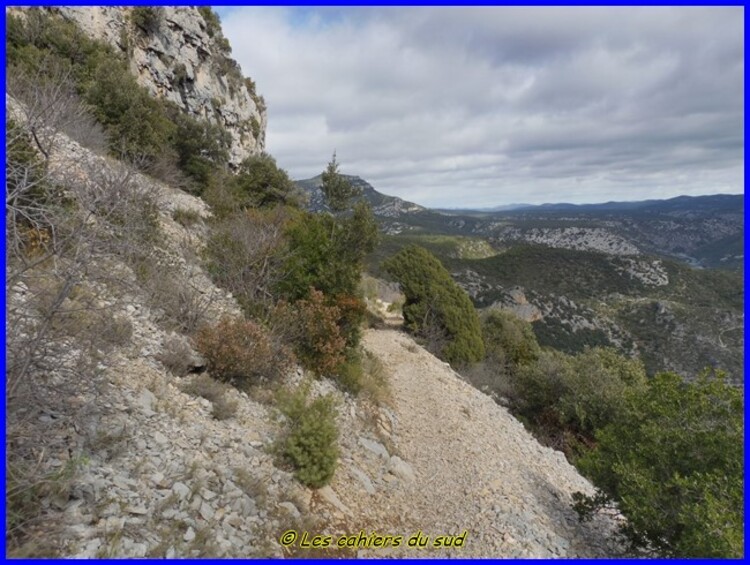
[172, 207, 201, 228]
[193, 316, 293, 387]
[181, 374, 238, 421]
[331, 293, 367, 349]
[7, 57, 109, 156]
[205, 206, 291, 316]
[6, 457, 80, 557]
[142, 151, 193, 192]
[145, 274, 212, 335]
[360, 349, 390, 404]
[274, 290, 346, 377]
[157, 334, 197, 377]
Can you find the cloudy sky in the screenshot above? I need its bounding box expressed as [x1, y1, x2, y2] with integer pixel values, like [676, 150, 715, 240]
[217, 6, 743, 208]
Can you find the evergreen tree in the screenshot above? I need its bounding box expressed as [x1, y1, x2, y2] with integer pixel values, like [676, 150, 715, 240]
[320, 151, 360, 213]
[384, 245, 485, 366]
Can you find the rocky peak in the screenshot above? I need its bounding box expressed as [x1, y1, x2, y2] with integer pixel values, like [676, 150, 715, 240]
[51, 6, 265, 167]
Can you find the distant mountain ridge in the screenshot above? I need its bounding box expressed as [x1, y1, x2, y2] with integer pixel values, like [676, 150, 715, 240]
[296, 173, 742, 219]
[295, 174, 425, 216]
[440, 193, 743, 214]
[296, 174, 742, 269]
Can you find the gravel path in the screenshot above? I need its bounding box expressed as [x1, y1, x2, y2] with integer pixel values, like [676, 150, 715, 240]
[335, 328, 623, 557]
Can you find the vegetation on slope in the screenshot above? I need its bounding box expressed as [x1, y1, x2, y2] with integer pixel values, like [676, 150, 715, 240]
[383, 245, 485, 366]
[575, 371, 743, 557]
[5, 7, 742, 558]
[467, 309, 743, 557]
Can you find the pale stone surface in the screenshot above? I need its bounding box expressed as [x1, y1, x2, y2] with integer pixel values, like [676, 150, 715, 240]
[50, 6, 266, 167]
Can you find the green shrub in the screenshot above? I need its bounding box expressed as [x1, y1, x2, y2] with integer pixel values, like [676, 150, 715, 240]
[230, 153, 301, 209]
[482, 309, 540, 370]
[513, 347, 646, 441]
[332, 351, 364, 395]
[167, 104, 230, 192]
[513, 349, 574, 419]
[249, 116, 261, 140]
[193, 316, 293, 386]
[561, 347, 647, 434]
[331, 348, 389, 402]
[277, 167, 377, 305]
[81, 48, 176, 162]
[576, 370, 743, 557]
[320, 152, 361, 213]
[197, 6, 221, 37]
[383, 245, 484, 366]
[276, 383, 339, 488]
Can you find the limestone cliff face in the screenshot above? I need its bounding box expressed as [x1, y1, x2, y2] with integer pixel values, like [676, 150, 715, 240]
[53, 6, 265, 167]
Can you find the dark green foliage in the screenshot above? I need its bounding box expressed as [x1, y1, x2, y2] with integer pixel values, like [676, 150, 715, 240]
[560, 347, 647, 434]
[576, 370, 743, 557]
[167, 104, 231, 191]
[131, 7, 163, 35]
[279, 204, 378, 303]
[514, 347, 647, 438]
[82, 55, 176, 161]
[532, 317, 612, 354]
[249, 116, 261, 140]
[230, 154, 301, 209]
[383, 245, 485, 366]
[320, 152, 361, 213]
[276, 384, 339, 488]
[482, 310, 540, 370]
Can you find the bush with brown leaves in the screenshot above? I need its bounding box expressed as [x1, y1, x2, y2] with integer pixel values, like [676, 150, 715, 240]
[193, 316, 293, 387]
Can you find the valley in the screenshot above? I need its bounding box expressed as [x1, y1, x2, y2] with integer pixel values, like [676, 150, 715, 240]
[298, 177, 744, 383]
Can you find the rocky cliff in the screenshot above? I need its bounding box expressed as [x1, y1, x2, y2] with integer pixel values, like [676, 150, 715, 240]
[50, 6, 265, 167]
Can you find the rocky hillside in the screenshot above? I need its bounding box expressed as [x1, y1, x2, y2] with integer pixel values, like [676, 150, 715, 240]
[43, 6, 266, 166]
[295, 175, 430, 234]
[5, 69, 624, 559]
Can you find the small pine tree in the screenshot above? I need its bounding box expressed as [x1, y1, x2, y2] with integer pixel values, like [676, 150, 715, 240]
[320, 151, 361, 213]
[277, 383, 339, 488]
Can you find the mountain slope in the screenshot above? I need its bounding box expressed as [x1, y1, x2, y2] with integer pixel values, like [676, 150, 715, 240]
[5, 108, 627, 556]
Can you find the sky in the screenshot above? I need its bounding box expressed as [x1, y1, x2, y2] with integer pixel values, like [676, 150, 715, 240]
[217, 6, 744, 208]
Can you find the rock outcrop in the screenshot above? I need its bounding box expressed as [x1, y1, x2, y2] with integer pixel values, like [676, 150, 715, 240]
[50, 6, 266, 167]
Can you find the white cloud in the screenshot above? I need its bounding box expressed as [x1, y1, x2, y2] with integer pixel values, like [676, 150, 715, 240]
[219, 6, 744, 208]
